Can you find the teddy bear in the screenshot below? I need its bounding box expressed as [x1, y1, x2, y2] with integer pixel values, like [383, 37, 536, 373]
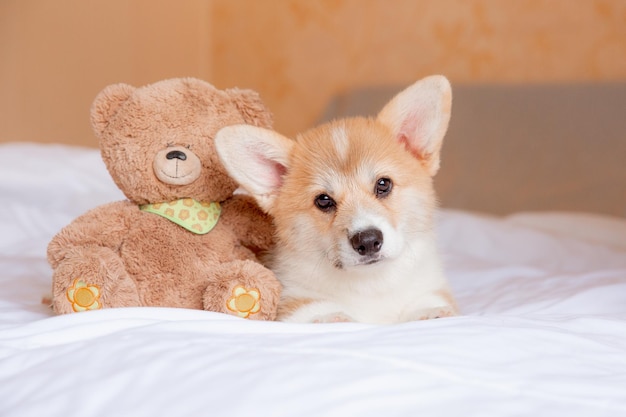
[47, 78, 281, 320]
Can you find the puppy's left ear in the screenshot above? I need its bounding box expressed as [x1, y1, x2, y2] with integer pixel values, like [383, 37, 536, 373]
[377, 75, 452, 176]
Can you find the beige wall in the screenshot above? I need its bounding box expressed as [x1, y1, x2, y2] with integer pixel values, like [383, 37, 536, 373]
[213, 0, 626, 137]
[2, 0, 626, 146]
[0, 0, 212, 146]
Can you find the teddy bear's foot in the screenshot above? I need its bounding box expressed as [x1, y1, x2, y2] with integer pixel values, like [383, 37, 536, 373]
[51, 247, 140, 314]
[203, 260, 281, 321]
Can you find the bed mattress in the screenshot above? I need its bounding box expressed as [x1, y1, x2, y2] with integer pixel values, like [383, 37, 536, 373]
[1, 143, 625, 416]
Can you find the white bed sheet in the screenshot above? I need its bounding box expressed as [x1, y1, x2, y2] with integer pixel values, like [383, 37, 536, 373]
[1, 143, 625, 417]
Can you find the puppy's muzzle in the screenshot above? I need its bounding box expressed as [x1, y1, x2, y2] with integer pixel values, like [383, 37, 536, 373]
[350, 228, 383, 258]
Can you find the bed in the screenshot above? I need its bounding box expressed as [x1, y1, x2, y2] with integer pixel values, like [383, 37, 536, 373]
[2, 82, 626, 416]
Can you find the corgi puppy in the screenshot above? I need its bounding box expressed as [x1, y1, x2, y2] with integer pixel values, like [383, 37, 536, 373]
[215, 75, 457, 324]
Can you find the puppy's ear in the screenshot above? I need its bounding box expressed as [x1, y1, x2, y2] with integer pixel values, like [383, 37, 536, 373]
[377, 75, 452, 176]
[215, 125, 293, 212]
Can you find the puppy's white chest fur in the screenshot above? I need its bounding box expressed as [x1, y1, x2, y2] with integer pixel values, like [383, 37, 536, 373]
[276, 235, 452, 324]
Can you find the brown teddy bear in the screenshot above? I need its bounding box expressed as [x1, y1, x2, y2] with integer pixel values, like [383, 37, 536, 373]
[47, 78, 281, 320]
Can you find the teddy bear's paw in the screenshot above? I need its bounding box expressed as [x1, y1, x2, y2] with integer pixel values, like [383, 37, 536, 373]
[203, 260, 281, 320]
[61, 277, 103, 313]
[51, 247, 140, 314]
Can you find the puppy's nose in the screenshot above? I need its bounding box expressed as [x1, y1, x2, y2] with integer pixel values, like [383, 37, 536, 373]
[350, 228, 383, 256]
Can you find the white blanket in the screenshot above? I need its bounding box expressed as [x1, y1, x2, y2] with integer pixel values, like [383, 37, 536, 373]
[1, 143, 625, 417]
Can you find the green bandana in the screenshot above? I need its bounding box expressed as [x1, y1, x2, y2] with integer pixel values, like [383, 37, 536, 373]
[140, 198, 221, 235]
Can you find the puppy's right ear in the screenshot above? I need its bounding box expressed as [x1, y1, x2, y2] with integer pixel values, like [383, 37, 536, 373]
[215, 125, 293, 213]
[377, 75, 452, 176]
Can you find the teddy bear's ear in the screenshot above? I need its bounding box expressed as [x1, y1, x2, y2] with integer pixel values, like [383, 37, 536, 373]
[225, 88, 273, 129]
[90, 83, 136, 137]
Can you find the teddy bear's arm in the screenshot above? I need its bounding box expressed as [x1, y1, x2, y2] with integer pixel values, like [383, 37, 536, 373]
[220, 194, 275, 255]
[47, 201, 134, 267]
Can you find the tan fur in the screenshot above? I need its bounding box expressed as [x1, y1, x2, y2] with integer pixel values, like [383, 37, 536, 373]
[273, 118, 437, 255]
[216, 75, 457, 324]
[47, 78, 281, 319]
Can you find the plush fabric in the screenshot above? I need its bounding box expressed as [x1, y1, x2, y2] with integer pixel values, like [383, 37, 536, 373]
[46, 78, 281, 319]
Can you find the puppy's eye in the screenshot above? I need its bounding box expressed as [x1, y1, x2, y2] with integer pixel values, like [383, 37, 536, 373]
[375, 177, 392, 198]
[314, 194, 336, 212]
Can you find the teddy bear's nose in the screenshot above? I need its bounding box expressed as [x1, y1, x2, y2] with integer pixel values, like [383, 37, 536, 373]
[166, 150, 187, 161]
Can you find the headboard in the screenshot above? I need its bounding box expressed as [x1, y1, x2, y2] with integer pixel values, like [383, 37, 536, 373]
[319, 82, 626, 217]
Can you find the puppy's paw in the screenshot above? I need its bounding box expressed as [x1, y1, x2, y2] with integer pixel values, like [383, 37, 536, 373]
[311, 312, 354, 324]
[415, 305, 458, 321]
[278, 299, 354, 323]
